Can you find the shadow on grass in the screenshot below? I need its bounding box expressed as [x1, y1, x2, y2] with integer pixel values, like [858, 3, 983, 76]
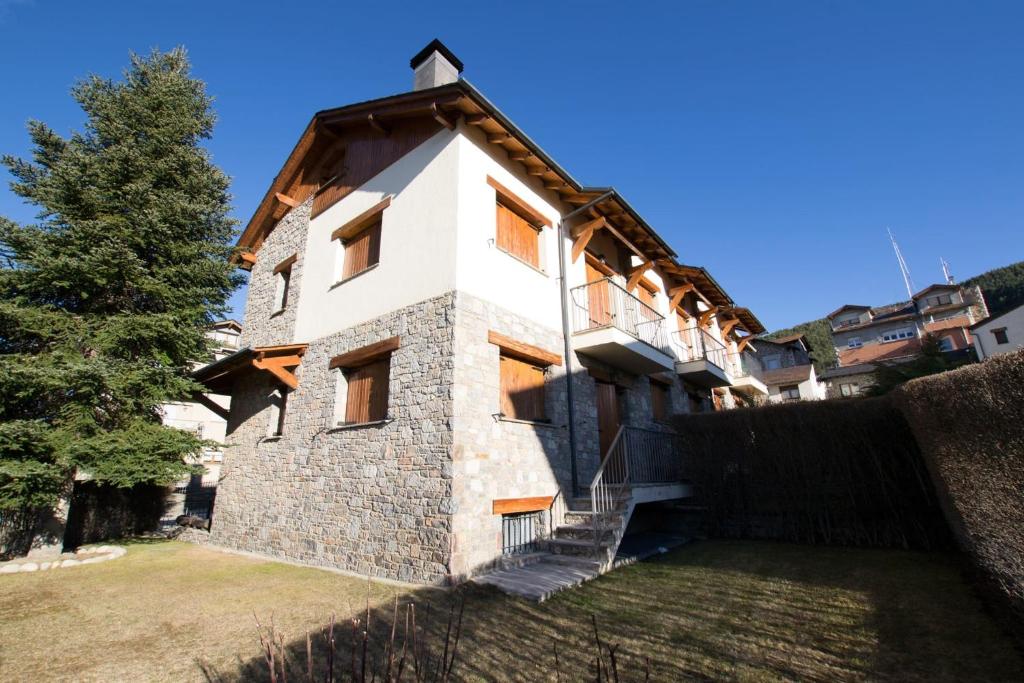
[197, 540, 1024, 682]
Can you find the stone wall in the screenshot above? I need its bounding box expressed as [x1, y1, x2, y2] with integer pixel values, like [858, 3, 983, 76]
[239, 198, 312, 349]
[210, 293, 457, 584]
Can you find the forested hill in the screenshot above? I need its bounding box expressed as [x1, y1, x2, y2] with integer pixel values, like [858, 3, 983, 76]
[765, 260, 1024, 373]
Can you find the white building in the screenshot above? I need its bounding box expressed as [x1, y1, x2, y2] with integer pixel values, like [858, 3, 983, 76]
[971, 303, 1024, 360]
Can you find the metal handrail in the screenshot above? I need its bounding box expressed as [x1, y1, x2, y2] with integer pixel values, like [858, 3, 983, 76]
[546, 489, 567, 539]
[588, 426, 686, 548]
[672, 326, 730, 372]
[570, 278, 669, 352]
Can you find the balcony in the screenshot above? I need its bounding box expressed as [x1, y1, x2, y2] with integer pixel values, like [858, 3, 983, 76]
[672, 326, 733, 388]
[570, 278, 675, 374]
[727, 352, 769, 396]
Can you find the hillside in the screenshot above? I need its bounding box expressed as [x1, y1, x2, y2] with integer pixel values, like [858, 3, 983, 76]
[765, 260, 1024, 371]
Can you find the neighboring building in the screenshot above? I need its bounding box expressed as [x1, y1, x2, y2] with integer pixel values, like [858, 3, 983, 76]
[161, 320, 241, 520]
[751, 334, 825, 403]
[971, 302, 1024, 360]
[192, 41, 767, 585]
[819, 283, 987, 398]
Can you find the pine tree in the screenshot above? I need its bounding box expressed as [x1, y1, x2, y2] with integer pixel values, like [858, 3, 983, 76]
[0, 48, 241, 516]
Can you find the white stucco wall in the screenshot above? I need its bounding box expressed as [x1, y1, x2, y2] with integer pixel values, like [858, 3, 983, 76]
[293, 129, 461, 342]
[972, 305, 1024, 360]
[453, 123, 566, 331]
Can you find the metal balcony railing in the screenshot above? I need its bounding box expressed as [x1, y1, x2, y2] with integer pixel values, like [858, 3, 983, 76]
[672, 326, 730, 372]
[570, 278, 669, 352]
[727, 352, 765, 382]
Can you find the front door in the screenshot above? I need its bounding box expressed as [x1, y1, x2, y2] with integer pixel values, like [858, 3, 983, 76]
[595, 381, 621, 460]
[585, 261, 613, 328]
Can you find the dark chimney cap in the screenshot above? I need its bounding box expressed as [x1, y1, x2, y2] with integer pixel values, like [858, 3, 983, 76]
[410, 39, 464, 73]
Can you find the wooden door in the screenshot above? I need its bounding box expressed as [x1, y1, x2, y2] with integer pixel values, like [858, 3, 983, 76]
[585, 262, 612, 328]
[595, 381, 621, 459]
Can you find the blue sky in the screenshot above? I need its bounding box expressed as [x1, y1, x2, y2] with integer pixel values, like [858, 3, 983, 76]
[1, 0, 1021, 330]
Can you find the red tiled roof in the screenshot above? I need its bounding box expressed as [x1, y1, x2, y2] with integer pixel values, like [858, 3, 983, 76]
[838, 339, 921, 366]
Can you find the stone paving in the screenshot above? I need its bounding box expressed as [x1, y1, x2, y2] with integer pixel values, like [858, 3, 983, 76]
[472, 554, 603, 601]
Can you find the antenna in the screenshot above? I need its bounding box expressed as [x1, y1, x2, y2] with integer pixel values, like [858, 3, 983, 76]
[941, 257, 955, 285]
[888, 228, 915, 299]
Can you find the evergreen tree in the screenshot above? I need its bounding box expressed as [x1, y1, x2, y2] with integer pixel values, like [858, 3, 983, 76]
[0, 48, 241, 515]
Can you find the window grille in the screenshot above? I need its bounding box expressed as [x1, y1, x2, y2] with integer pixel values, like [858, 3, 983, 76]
[502, 511, 542, 555]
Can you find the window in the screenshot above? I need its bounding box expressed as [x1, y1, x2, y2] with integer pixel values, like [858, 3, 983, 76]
[488, 176, 549, 270]
[847, 337, 863, 349]
[763, 356, 781, 370]
[499, 355, 546, 421]
[329, 336, 400, 425]
[840, 383, 859, 397]
[929, 294, 953, 307]
[651, 380, 670, 422]
[881, 328, 916, 343]
[780, 385, 800, 401]
[267, 387, 288, 436]
[993, 328, 1009, 345]
[938, 336, 954, 352]
[488, 330, 562, 423]
[272, 255, 296, 313]
[331, 196, 391, 284]
[501, 511, 541, 555]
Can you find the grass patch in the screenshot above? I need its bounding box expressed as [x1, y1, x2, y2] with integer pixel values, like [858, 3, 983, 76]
[0, 540, 1020, 681]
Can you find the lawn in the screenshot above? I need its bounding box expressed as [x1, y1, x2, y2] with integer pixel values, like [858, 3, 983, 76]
[0, 539, 1020, 682]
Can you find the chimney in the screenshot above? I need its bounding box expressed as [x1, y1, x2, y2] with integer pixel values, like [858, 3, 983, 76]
[410, 39, 463, 91]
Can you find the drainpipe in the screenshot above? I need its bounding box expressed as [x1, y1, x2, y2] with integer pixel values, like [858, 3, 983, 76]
[557, 191, 615, 497]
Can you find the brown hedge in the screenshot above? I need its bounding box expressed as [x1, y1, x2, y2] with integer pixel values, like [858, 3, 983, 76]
[672, 397, 951, 549]
[893, 349, 1024, 630]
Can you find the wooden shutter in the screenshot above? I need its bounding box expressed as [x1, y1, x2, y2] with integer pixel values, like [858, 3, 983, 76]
[499, 355, 546, 421]
[344, 358, 390, 423]
[496, 202, 540, 267]
[585, 261, 613, 327]
[343, 220, 382, 279]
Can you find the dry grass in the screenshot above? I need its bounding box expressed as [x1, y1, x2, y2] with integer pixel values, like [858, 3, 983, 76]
[0, 539, 1021, 681]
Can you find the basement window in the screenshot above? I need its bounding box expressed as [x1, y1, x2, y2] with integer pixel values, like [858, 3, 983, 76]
[501, 511, 542, 556]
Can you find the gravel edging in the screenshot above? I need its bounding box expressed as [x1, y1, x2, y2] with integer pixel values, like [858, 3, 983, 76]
[0, 545, 127, 574]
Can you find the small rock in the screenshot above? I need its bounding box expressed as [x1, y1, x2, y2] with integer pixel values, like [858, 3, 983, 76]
[0, 564, 20, 574]
[61, 559, 80, 568]
[19, 562, 38, 572]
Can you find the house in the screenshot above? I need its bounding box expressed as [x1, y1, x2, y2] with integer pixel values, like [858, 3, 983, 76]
[161, 319, 241, 520]
[192, 41, 765, 587]
[970, 302, 1024, 360]
[751, 334, 825, 403]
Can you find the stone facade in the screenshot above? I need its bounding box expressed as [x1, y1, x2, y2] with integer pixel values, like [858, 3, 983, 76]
[239, 197, 312, 349]
[210, 292, 458, 583]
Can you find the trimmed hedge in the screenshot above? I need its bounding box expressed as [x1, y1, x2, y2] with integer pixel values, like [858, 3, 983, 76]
[672, 398, 951, 549]
[62, 481, 167, 550]
[894, 349, 1024, 632]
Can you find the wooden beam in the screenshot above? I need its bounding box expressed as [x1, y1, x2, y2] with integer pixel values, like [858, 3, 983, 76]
[329, 336, 401, 370]
[527, 165, 548, 176]
[191, 392, 230, 421]
[367, 113, 390, 136]
[720, 318, 741, 336]
[492, 496, 554, 515]
[544, 180, 566, 190]
[273, 253, 297, 274]
[274, 192, 299, 208]
[239, 251, 257, 270]
[570, 216, 608, 239]
[698, 307, 719, 328]
[253, 359, 299, 390]
[626, 261, 654, 292]
[737, 336, 755, 353]
[487, 330, 563, 367]
[570, 217, 606, 263]
[254, 354, 303, 369]
[668, 282, 695, 310]
[465, 113, 488, 125]
[509, 150, 533, 161]
[487, 132, 510, 144]
[431, 102, 458, 131]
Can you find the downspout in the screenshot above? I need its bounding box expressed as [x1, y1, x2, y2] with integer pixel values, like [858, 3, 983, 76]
[557, 190, 615, 497]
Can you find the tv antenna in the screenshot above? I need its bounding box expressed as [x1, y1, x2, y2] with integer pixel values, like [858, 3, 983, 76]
[940, 257, 955, 285]
[888, 228, 915, 299]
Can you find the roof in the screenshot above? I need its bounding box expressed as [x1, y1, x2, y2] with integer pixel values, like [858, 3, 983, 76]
[820, 363, 878, 380]
[410, 39, 463, 72]
[235, 62, 763, 326]
[969, 300, 1024, 330]
[912, 283, 960, 300]
[827, 304, 872, 319]
[838, 339, 921, 366]
[762, 364, 812, 386]
[210, 319, 242, 332]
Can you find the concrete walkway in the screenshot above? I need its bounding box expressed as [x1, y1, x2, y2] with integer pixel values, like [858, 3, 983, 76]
[472, 554, 602, 601]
